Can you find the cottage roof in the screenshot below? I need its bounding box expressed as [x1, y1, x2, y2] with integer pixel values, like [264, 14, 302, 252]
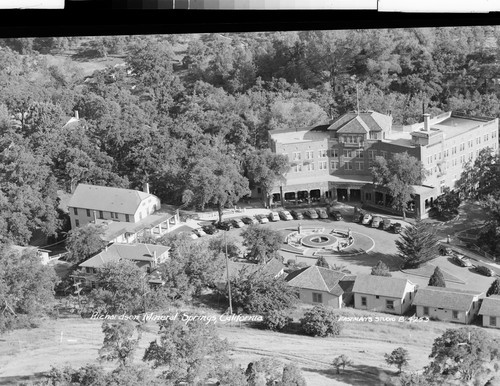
[351, 275, 413, 298]
[413, 286, 483, 311]
[68, 184, 156, 214]
[79, 243, 170, 268]
[479, 295, 500, 317]
[285, 266, 347, 296]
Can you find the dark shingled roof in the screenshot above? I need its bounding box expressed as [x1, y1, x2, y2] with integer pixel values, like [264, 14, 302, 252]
[285, 266, 347, 296]
[327, 110, 392, 133]
[479, 295, 500, 317]
[351, 275, 414, 298]
[413, 287, 483, 311]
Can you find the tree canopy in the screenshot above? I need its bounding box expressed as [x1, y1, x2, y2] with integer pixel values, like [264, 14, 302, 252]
[396, 220, 438, 269]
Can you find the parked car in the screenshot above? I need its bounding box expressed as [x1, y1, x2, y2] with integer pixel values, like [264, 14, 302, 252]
[230, 218, 245, 228]
[452, 254, 473, 267]
[241, 216, 258, 225]
[255, 214, 269, 224]
[279, 210, 293, 221]
[192, 228, 207, 237]
[371, 216, 383, 228]
[391, 222, 402, 233]
[215, 221, 233, 231]
[303, 208, 319, 219]
[268, 212, 280, 222]
[361, 213, 373, 225]
[382, 218, 391, 230]
[201, 224, 218, 235]
[316, 208, 329, 219]
[438, 245, 453, 256]
[354, 210, 366, 223]
[290, 210, 304, 220]
[330, 210, 343, 221]
[475, 265, 495, 276]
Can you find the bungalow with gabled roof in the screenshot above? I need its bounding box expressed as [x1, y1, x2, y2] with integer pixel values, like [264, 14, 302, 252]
[413, 286, 483, 324]
[75, 243, 170, 287]
[285, 266, 355, 308]
[479, 294, 500, 329]
[352, 275, 416, 315]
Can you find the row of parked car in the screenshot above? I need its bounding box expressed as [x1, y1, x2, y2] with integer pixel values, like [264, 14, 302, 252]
[438, 245, 496, 276]
[353, 210, 402, 233]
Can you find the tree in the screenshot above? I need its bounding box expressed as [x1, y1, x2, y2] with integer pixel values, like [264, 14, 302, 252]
[396, 219, 438, 269]
[65, 223, 106, 264]
[244, 149, 289, 207]
[245, 358, 283, 386]
[396, 371, 430, 386]
[457, 148, 500, 200]
[261, 309, 293, 331]
[332, 355, 353, 374]
[187, 149, 250, 222]
[432, 187, 461, 218]
[370, 152, 426, 220]
[224, 272, 298, 314]
[143, 318, 230, 384]
[428, 266, 446, 287]
[371, 260, 392, 277]
[316, 256, 330, 269]
[241, 225, 283, 263]
[0, 246, 59, 333]
[385, 347, 410, 374]
[487, 278, 500, 297]
[40, 364, 108, 386]
[425, 327, 500, 383]
[300, 306, 343, 337]
[280, 363, 307, 386]
[98, 321, 141, 366]
[207, 233, 240, 259]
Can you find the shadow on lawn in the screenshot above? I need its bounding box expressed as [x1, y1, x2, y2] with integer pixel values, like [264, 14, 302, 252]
[0, 372, 47, 385]
[332, 251, 400, 271]
[302, 363, 394, 385]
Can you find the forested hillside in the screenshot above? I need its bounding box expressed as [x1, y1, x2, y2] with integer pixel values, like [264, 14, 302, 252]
[1, 27, 500, 245]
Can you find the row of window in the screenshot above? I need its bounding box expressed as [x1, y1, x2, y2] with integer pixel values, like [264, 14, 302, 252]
[427, 146, 497, 175]
[427, 132, 496, 165]
[422, 307, 460, 320]
[289, 148, 388, 162]
[73, 207, 130, 222]
[292, 161, 328, 172]
[291, 160, 368, 172]
[292, 149, 328, 160]
[360, 296, 395, 310]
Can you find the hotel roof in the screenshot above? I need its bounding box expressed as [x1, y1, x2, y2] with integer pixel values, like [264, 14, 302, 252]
[270, 129, 329, 144]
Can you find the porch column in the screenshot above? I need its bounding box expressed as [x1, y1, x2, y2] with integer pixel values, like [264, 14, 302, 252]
[382, 193, 386, 206]
[347, 187, 351, 201]
[167, 220, 170, 231]
[295, 191, 298, 205]
[158, 223, 162, 234]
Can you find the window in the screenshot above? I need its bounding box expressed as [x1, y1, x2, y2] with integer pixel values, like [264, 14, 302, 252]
[434, 153, 437, 161]
[469, 152, 473, 160]
[375, 295, 380, 299]
[75, 219, 80, 227]
[468, 140, 473, 148]
[110, 212, 114, 219]
[361, 297, 367, 306]
[99, 211, 104, 219]
[319, 161, 327, 170]
[312, 292, 323, 303]
[295, 164, 302, 172]
[369, 131, 378, 140]
[460, 143, 465, 151]
[331, 149, 339, 158]
[257, 188, 262, 194]
[460, 155, 466, 164]
[423, 307, 429, 316]
[307, 162, 315, 171]
[343, 149, 352, 158]
[380, 151, 387, 158]
[452, 310, 459, 320]
[344, 161, 352, 170]
[318, 149, 327, 158]
[293, 152, 301, 161]
[73, 207, 78, 215]
[356, 162, 364, 170]
[356, 149, 364, 158]
[331, 161, 338, 170]
[452, 146, 457, 155]
[368, 150, 376, 160]
[484, 134, 489, 142]
[365, 193, 372, 201]
[125, 214, 130, 222]
[386, 300, 394, 310]
[305, 150, 313, 159]
[86, 209, 91, 217]
[491, 316, 497, 326]
[427, 156, 432, 165]
[492, 131, 497, 139]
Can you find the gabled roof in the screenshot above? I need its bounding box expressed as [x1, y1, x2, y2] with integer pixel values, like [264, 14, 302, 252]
[479, 295, 500, 317]
[351, 275, 414, 298]
[285, 266, 347, 296]
[79, 243, 170, 268]
[337, 116, 371, 134]
[413, 286, 483, 311]
[221, 258, 285, 282]
[327, 111, 392, 133]
[68, 184, 156, 214]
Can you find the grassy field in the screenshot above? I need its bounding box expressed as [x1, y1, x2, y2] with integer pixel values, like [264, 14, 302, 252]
[2, 305, 499, 386]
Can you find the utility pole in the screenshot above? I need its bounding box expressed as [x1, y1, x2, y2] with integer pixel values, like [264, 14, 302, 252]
[224, 229, 233, 315]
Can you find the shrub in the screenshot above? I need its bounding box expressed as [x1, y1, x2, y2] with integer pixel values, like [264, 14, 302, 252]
[262, 309, 293, 331]
[300, 306, 343, 337]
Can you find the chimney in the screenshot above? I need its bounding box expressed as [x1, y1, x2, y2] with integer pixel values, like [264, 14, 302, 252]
[143, 182, 150, 194]
[75, 110, 79, 120]
[423, 113, 431, 132]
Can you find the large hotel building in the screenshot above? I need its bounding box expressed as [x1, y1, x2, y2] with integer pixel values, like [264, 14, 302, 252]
[262, 110, 499, 219]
